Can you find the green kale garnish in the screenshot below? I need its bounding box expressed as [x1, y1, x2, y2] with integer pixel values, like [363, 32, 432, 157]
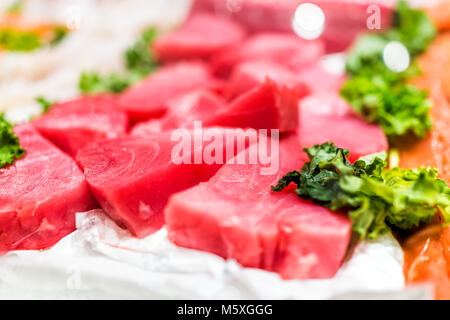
[341, 0, 436, 140]
[272, 143, 450, 240]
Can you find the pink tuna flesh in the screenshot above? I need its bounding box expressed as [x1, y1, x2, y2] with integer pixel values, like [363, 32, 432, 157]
[192, 0, 394, 52]
[298, 93, 388, 162]
[76, 128, 257, 237]
[0, 124, 97, 252]
[33, 95, 128, 158]
[154, 13, 247, 62]
[211, 32, 324, 78]
[165, 135, 352, 280]
[224, 60, 310, 100]
[131, 79, 302, 134]
[118, 62, 223, 122]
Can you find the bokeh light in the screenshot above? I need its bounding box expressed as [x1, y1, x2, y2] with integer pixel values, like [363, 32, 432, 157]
[383, 41, 410, 73]
[292, 3, 325, 40]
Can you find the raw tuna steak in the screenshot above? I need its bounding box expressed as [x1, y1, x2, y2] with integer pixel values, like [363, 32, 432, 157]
[211, 32, 324, 78]
[165, 136, 352, 280]
[296, 64, 345, 93]
[118, 62, 223, 122]
[224, 60, 309, 100]
[161, 89, 228, 130]
[297, 93, 388, 162]
[33, 95, 128, 157]
[129, 90, 227, 135]
[132, 80, 302, 134]
[212, 79, 302, 132]
[130, 119, 163, 137]
[193, 0, 394, 52]
[154, 13, 246, 62]
[0, 124, 96, 252]
[76, 128, 255, 237]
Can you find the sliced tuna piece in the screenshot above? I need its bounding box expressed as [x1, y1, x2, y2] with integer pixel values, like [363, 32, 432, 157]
[0, 124, 97, 252]
[212, 79, 301, 132]
[76, 128, 256, 237]
[130, 119, 164, 137]
[165, 136, 352, 280]
[298, 93, 388, 163]
[224, 60, 309, 100]
[33, 95, 128, 158]
[154, 13, 246, 62]
[118, 62, 223, 122]
[211, 32, 324, 77]
[129, 90, 228, 136]
[162, 89, 228, 130]
[132, 80, 301, 135]
[193, 0, 394, 52]
[296, 64, 345, 93]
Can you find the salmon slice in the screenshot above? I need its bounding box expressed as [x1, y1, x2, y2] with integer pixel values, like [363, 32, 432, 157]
[404, 225, 450, 300]
[401, 32, 450, 300]
[425, 0, 450, 31]
[397, 33, 450, 182]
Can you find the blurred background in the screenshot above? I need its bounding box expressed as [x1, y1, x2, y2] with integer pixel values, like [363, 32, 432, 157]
[0, 0, 436, 122]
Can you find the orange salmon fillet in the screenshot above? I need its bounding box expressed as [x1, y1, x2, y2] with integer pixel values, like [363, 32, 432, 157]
[398, 33, 450, 182]
[426, 0, 450, 31]
[404, 225, 450, 300]
[402, 32, 450, 300]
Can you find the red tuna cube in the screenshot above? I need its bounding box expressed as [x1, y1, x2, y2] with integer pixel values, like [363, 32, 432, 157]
[162, 89, 228, 130]
[33, 95, 128, 157]
[130, 119, 164, 137]
[76, 128, 256, 237]
[0, 124, 97, 252]
[211, 79, 301, 132]
[165, 135, 352, 280]
[192, 0, 394, 52]
[297, 93, 388, 162]
[296, 64, 345, 93]
[154, 13, 247, 62]
[131, 79, 302, 135]
[129, 90, 227, 136]
[224, 60, 309, 100]
[118, 62, 223, 122]
[211, 32, 324, 77]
